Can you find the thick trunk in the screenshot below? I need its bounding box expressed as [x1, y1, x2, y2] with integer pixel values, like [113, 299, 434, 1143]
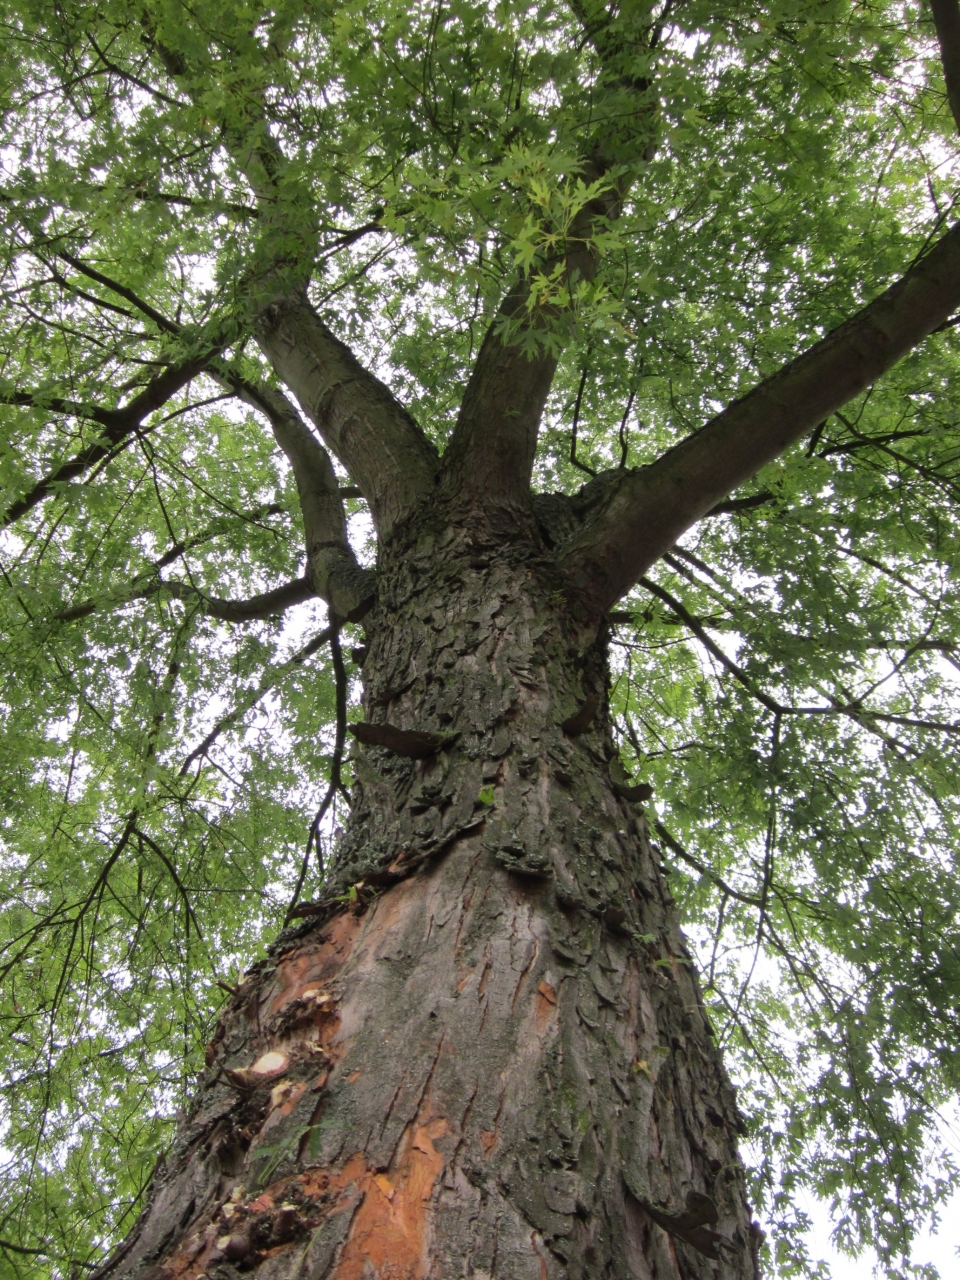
[102, 518, 761, 1280]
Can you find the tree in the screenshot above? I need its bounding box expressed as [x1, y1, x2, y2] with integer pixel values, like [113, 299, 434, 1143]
[2, 0, 960, 1276]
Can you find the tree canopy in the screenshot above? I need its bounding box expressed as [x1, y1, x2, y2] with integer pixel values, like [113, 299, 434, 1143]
[1, 1, 960, 1277]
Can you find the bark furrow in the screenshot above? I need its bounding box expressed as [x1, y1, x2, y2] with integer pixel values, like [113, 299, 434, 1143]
[105, 525, 760, 1280]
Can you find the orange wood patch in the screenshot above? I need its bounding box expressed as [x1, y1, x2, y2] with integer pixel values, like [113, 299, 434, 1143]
[535, 979, 558, 1031]
[263, 910, 364, 1021]
[329, 1119, 449, 1280]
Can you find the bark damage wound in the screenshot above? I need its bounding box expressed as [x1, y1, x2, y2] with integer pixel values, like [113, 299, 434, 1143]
[328, 1122, 448, 1280]
[105, 537, 762, 1280]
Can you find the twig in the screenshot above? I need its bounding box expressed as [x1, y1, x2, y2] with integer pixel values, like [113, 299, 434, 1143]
[569, 366, 597, 477]
[285, 625, 349, 919]
[618, 389, 635, 468]
[654, 821, 763, 906]
[134, 828, 203, 941]
[179, 624, 334, 774]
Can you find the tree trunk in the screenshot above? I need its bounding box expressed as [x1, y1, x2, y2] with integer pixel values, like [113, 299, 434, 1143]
[100, 514, 762, 1280]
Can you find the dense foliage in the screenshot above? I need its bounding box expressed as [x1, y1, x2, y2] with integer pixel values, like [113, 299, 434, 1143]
[0, 1, 958, 1276]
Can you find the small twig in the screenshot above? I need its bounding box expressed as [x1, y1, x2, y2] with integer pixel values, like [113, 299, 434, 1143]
[618, 389, 635, 468]
[134, 828, 203, 941]
[570, 366, 597, 477]
[179, 624, 334, 774]
[286, 625, 349, 919]
[654, 821, 763, 906]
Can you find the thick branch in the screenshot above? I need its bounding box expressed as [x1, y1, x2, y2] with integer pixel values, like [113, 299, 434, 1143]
[931, 0, 960, 134]
[439, 5, 658, 519]
[139, 33, 439, 541]
[440, 161, 622, 521]
[255, 294, 439, 538]
[235, 382, 375, 621]
[165, 575, 314, 621]
[25, 248, 374, 616]
[559, 220, 960, 616]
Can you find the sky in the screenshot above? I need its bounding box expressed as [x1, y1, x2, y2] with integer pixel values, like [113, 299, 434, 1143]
[802, 1187, 959, 1279]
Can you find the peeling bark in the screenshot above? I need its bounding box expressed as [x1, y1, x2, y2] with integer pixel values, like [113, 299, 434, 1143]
[104, 519, 760, 1280]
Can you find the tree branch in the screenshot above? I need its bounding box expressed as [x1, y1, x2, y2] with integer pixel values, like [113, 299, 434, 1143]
[32, 250, 374, 618]
[179, 624, 334, 775]
[439, 156, 621, 522]
[255, 294, 439, 539]
[32, 244, 376, 619]
[931, 0, 960, 134]
[704, 491, 774, 516]
[637, 576, 946, 753]
[139, 29, 440, 542]
[56, 574, 314, 624]
[0, 1238, 95, 1271]
[559, 219, 960, 616]
[232, 381, 375, 621]
[286, 626, 348, 920]
[54, 250, 181, 335]
[654, 821, 763, 906]
[438, 2, 659, 522]
[152, 575, 317, 622]
[1, 349, 221, 529]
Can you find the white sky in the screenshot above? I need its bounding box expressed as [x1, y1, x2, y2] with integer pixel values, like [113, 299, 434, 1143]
[803, 1185, 960, 1279]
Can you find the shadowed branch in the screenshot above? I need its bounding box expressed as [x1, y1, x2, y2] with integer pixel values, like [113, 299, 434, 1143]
[931, 0, 960, 133]
[56, 575, 315, 624]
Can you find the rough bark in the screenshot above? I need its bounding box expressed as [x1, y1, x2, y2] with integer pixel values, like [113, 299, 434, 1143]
[100, 517, 760, 1280]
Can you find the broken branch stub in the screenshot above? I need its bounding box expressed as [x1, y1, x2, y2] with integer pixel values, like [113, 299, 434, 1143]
[348, 722, 456, 758]
[613, 780, 653, 803]
[634, 1189, 731, 1261]
[561, 694, 599, 737]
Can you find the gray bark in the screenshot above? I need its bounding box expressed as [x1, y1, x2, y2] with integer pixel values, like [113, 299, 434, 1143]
[255, 295, 440, 541]
[238, 384, 375, 622]
[100, 518, 760, 1280]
